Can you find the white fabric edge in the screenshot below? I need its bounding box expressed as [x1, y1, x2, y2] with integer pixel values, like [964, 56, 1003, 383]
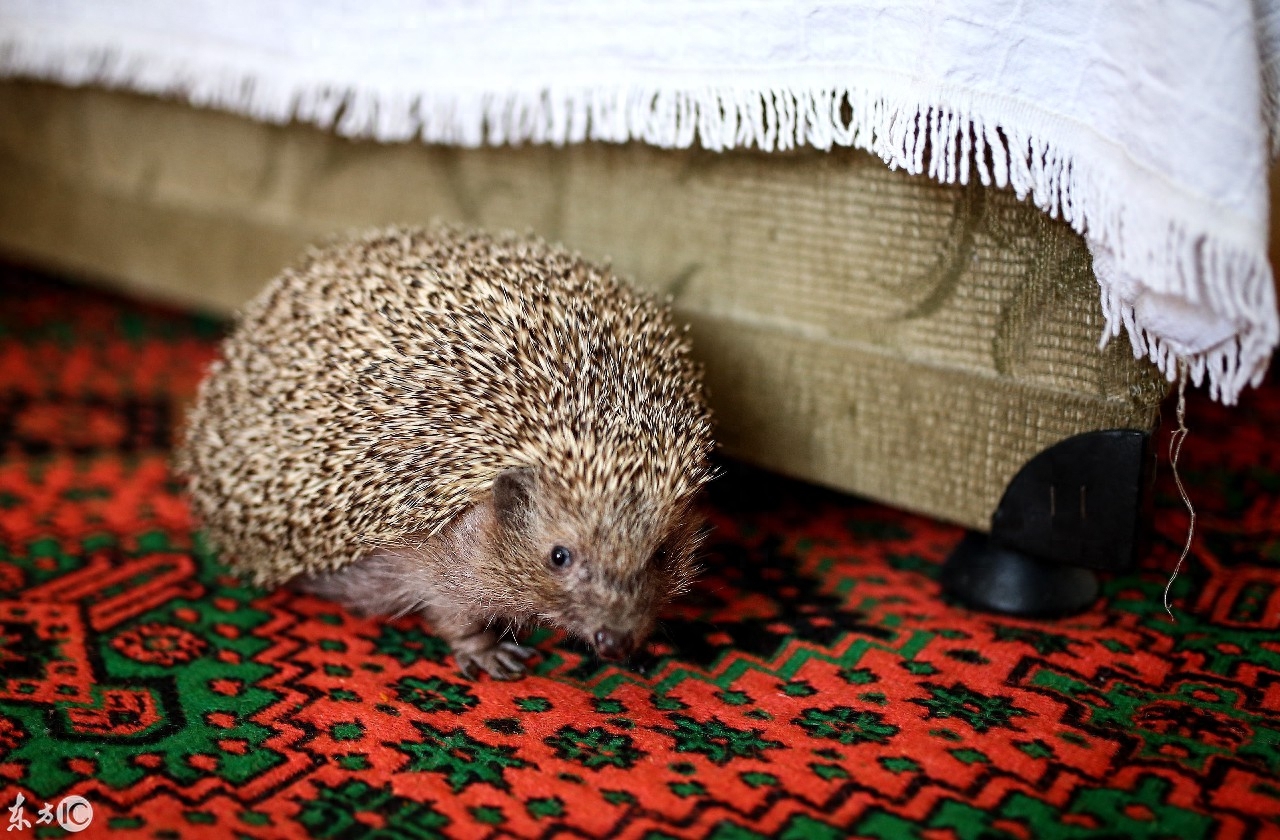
[2, 33, 1275, 405]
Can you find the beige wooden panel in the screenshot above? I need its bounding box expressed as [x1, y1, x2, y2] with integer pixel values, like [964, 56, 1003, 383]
[689, 314, 1160, 529]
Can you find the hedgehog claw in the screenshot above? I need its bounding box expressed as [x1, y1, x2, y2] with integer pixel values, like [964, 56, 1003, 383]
[454, 640, 537, 681]
[495, 645, 534, 673]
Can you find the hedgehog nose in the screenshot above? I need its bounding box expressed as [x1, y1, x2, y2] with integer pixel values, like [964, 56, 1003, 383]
[593, 629, 633, 661]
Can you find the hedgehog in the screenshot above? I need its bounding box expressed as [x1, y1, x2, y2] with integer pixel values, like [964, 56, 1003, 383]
[176, 225, 716, 679]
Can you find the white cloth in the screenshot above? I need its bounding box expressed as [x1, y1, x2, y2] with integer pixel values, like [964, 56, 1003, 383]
[2, 0, 1276, 403]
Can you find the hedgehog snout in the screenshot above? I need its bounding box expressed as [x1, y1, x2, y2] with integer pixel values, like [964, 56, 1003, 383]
[593, 628, 635, 661]
[581, 582, 662, 663]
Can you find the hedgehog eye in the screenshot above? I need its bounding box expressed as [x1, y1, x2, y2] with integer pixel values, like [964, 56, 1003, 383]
[549, 546, 573, 570]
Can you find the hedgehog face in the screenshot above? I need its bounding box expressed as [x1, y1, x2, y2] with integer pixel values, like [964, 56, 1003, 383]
[492, 466, 696, 661]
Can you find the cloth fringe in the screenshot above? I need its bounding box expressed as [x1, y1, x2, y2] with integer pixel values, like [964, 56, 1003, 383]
[2, 36, 1275, 404]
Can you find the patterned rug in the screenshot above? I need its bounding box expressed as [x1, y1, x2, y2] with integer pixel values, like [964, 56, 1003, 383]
[1, 263, 1277, 840]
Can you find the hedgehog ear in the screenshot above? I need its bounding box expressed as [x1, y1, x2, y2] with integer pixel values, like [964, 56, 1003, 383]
[493, 467, 538, 531]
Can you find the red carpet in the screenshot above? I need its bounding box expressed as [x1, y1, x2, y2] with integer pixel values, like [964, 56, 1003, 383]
[0, 263, 1277, 839]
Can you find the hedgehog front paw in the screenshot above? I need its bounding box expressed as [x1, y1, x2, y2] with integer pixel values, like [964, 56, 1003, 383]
[453, 635, 538, 681]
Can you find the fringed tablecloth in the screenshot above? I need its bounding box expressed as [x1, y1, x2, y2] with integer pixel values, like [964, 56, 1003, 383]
[2, 0, 1276, 402]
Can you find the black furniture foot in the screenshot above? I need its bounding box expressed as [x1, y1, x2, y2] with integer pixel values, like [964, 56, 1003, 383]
[941, 428, 1151, 617]
[941, 531, 1099, 617]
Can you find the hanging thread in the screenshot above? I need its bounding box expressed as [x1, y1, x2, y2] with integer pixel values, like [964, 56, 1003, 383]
[1163, 364, 1195, 621]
